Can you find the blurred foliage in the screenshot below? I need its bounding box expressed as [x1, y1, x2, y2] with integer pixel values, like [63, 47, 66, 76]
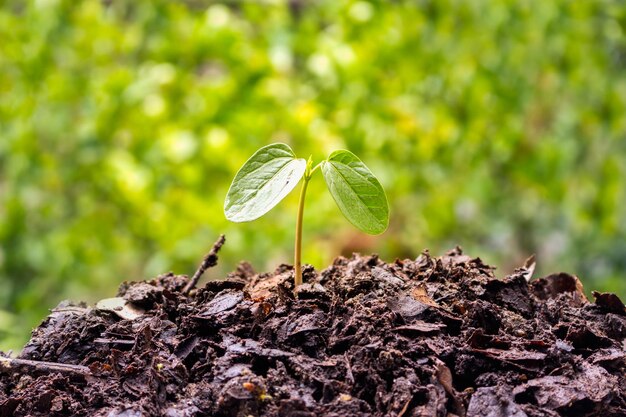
[1, 0, 625, 351]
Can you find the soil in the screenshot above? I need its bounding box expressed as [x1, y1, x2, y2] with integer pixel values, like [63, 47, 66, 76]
[1, 244, 625, 417]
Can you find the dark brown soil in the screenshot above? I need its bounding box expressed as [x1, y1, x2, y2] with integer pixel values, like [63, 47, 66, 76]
[1, 247, 625, 417]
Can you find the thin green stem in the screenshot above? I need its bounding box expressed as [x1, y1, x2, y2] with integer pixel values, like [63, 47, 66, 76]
[294, 175, 310, 287]
[309, 162, 323, 175]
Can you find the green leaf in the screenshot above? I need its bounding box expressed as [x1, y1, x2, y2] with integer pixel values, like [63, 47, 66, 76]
[224, 143, 306, 222]
[322, 150, 389, 234]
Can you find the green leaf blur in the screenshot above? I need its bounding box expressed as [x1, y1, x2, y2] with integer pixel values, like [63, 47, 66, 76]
[322, 150, 389, 235]
[1, 0, 625, 350]
[224, 143, 306, 222]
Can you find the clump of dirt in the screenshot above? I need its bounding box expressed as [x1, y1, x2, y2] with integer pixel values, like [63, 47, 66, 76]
[1, 246, 625, 417]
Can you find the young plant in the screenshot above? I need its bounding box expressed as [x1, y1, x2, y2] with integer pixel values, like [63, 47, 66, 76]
[224, 143, 389, 286]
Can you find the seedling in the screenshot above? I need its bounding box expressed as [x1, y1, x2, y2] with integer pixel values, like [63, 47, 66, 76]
[224, 143, 389, 286]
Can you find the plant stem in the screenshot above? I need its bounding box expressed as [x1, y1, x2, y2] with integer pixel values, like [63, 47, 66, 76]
[294, 175, 310, 287]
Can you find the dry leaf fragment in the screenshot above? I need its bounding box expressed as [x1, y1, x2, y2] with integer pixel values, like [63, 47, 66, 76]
[410, 285, 439, 307]
[95, 297, 145, 320]
[522, 254, 536, 282]
[592, 291, 626, 315]
[530, 272, 588, 306]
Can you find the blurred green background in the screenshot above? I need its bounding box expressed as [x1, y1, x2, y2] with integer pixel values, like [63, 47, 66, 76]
[1, 0, 625, 351]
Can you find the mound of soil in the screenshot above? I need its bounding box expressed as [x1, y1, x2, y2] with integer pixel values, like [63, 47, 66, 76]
[1, 245, 625, 417]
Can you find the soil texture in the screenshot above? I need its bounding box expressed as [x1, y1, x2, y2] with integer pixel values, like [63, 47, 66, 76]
[1, 245, 625, 417]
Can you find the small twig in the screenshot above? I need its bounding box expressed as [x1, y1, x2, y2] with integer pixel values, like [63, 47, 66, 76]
[93, 338, 135, 345]
[0, 356, 91, 376]
[344, 353, 354, 384]
[398, 394, 415, 417]
[183, 234, 226, 294]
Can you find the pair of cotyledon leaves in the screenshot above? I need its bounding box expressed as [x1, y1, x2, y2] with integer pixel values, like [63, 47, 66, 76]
[224, 143, 389, 235]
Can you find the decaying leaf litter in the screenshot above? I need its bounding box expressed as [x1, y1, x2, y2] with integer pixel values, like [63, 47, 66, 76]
[1, 237, 625, 417]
